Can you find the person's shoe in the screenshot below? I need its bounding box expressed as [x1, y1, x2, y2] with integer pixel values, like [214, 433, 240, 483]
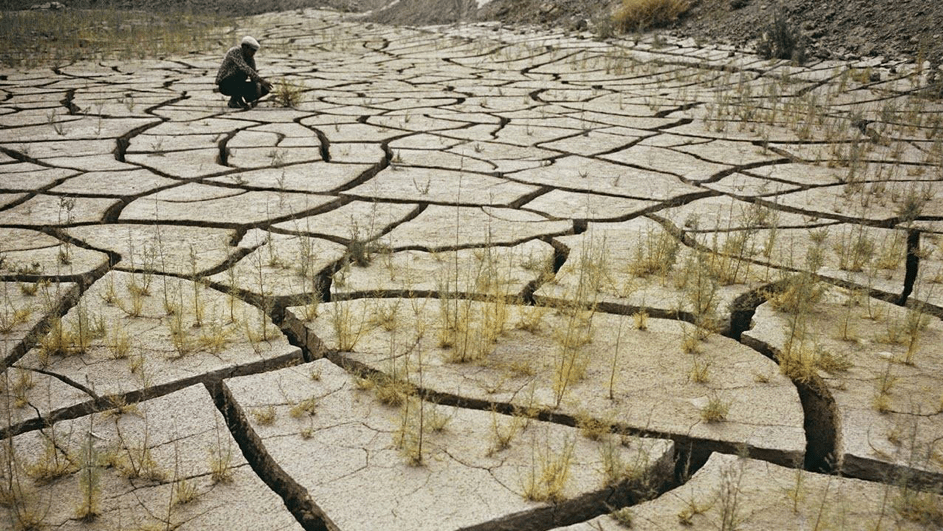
[228, 98, 248, 109]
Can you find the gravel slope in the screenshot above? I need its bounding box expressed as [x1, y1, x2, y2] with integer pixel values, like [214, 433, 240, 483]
[476, 0, 943, 65]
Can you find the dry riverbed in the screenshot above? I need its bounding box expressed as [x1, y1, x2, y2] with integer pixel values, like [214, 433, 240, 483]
[2, 9, 943, 530]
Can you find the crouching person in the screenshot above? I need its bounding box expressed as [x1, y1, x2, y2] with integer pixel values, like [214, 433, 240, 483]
[216, 36, 273, 109]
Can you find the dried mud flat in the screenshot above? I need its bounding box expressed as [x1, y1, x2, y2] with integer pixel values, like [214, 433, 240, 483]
[2, 9, 943, 531]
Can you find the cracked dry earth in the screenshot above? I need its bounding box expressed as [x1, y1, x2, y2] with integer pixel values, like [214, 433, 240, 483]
[2, 8, 943, 531]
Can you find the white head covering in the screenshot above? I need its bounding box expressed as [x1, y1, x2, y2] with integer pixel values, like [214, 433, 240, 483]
[241, 36, 260, 50]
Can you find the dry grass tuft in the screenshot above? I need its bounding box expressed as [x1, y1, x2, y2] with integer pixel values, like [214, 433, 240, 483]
[522, 438, 575, 502]
[272, 78, 306, 108]
[700, 395, 729, 423]
[0, 9, 232, 67]
[613, 0, 690, 32]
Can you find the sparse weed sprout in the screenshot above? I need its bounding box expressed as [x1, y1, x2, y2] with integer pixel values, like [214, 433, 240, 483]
[522, 437, 575, 502]
[489, 411, 525, 455]
[677, 495, 712, 525]
[611, 506, 634, 527]
[209, 447, 234, 483]
[116, 444, 164, 482]
[27, 438, 77, 482]
[814, 348, 852, 374]
[289, 397, 318, 418]
[700, 395, 730, 423]
[273, 78, 306, 107]
[577, 415, 611, 441]
[629, 227, 680, 278]
[0, 306, 31, 335]
[894, 481, 943, 525]
[767, 273, 826, 315]
[252, 406, 277, 425]
[689, 356, 710, 383]
[363, 372, 411, 407]
[174, 478, 198, 506]
[756, 11, 806, 63]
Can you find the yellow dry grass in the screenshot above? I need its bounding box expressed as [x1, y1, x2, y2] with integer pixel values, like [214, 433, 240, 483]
[613, 0, 691, 32]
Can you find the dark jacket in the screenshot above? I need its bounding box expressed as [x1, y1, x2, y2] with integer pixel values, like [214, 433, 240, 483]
[216, 46, 262, 85]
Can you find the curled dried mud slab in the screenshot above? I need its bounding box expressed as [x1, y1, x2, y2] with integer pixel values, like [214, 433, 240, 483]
[744, 291, 943, 486]
[561, 452, 943, 530]
[13, 271, 302, 416]
[0, 384, 302, 531]
[285, 298, 805, 464]
[224, 359, 675, 531]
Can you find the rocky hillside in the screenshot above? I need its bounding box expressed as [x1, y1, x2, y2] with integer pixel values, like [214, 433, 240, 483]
[679, 0, 943, 63]
[377, 0, 943, 66]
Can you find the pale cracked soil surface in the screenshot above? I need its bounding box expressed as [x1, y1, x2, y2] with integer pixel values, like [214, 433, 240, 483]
[2, 8, 943, 531]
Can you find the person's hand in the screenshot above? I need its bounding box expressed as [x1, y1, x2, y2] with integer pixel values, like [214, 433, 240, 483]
[262, 80, 274, 91]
